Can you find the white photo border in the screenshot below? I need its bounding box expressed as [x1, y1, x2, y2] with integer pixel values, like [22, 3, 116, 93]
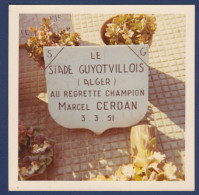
[9, 5, 195, 191]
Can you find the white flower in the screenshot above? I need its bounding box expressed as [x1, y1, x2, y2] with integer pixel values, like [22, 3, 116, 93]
[47, 31, 52, 36]
[32, 141, 50, 154]
[163, 162, 177, 180]
[65, 38, 70, 43]
[19, 161, 40, 177]
[151, 152, 166, 163]
[148, 162, 161, 173]
[121, 164, 134, 178]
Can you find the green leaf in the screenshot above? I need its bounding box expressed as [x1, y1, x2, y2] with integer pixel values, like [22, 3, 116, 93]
[46, 157, 52, 165]
[45, 148, 54, 158]
[31, 154, 40, 161]
[46, 138, 55, 145]
[37, 165, 47, 175]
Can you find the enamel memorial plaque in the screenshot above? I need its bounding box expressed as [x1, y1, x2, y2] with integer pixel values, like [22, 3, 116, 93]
[44, 45, 148, 134]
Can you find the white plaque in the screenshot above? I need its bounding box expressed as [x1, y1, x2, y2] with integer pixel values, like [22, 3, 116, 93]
[44, 45, 148, 134]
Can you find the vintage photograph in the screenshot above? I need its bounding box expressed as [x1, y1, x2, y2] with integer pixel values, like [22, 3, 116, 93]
[9, 5, 195, 191]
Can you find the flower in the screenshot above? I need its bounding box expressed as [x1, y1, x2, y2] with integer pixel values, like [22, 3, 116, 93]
[163, 162, 177, 180]
[133, 155, 147, 168]
[153, 152, 166, 162]
[19, 161, 40, 178]
[31, 141, 51, 154]
[121, 164, 135, 178]
[148, 152, 166, 164]
[148, 162, 160, 173]
[18, 121, 55, 180]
